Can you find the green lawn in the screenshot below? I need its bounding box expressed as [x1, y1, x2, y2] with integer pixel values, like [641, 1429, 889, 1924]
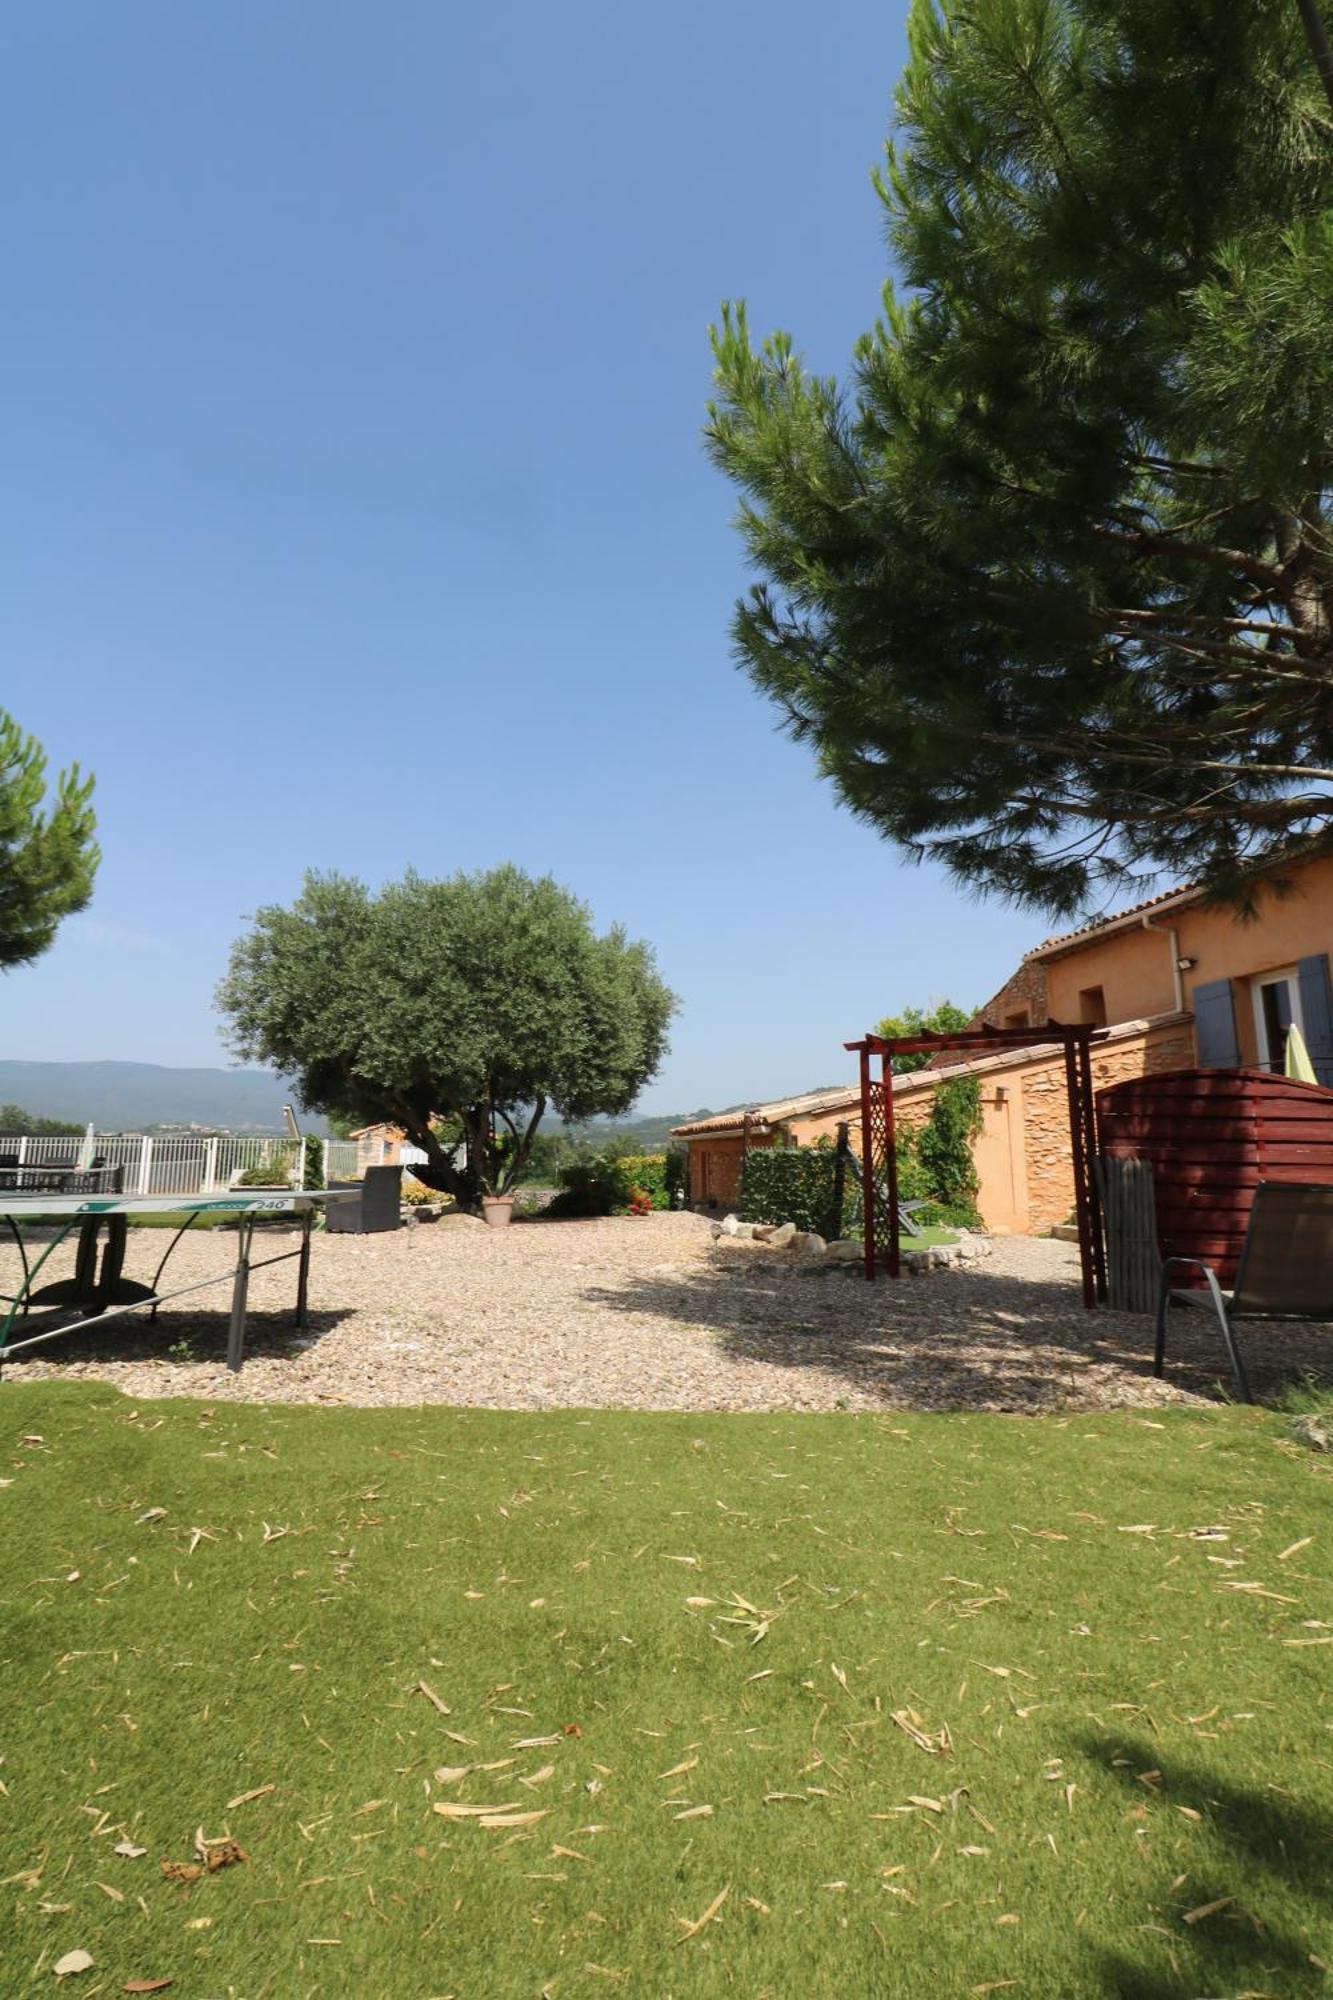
[1, 1386, 1330, 1998]
[899, 1225, 958, 1251]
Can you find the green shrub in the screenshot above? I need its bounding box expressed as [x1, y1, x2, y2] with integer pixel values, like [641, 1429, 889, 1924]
[303, 1136, 325, 1191]
[237, 1146, 295, 1188]
[664, 1146, 687, 1205]
[919, 1078, 983, 1213]
[546, 1154, 635, 1218]
[741, 1139, 852, 1238]
[613, 1153, 672, 1210]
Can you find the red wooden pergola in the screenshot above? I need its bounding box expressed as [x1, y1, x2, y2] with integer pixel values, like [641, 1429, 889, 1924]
[845, 1023, 1107, 1308]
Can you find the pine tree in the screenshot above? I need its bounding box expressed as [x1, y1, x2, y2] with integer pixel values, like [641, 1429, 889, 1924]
[707, 0, 1333, 916]
[0, 712, 98, 967]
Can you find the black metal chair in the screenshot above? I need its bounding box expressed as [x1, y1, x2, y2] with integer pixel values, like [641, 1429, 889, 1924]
[1153, 1182, 1333, 1402]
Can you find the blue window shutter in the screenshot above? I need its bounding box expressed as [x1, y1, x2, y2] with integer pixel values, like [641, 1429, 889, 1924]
[1298, 954, 1333, 1085]
[1194, 978, 1240, 1068]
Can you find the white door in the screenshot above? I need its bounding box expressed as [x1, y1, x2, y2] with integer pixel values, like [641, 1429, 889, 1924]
[1251, 967, 1305, 1072]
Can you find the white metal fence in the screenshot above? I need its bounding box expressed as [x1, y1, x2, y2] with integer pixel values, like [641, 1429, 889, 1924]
[0, 1132, 364, 1196]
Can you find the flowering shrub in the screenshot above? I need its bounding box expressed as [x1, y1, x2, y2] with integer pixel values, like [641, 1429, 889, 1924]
[628, 1186, 653, 1216]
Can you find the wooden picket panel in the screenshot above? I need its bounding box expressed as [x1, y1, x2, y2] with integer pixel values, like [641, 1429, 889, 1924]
[1098, 1156, 1160, 1313]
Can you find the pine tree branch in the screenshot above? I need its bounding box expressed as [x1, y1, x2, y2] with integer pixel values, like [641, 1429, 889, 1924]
[1295, 0, 1333, 114]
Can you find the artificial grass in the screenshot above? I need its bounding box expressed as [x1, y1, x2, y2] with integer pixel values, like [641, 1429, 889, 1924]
[0, 1387, 1329, 1998]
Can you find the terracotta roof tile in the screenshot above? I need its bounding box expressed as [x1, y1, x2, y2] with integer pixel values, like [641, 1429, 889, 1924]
[1025, 883, 1200, 959]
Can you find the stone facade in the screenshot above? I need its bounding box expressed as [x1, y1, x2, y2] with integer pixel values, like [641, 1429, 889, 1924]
[1018, 1022, 1195, 1232]
[686, 1130, 773, 1207]
[974, 960, 1051, 1031]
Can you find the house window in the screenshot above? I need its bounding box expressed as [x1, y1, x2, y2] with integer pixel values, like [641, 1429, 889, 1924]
[1251, 967, 1304, 1072]
[1078, 985, 1107, 1026]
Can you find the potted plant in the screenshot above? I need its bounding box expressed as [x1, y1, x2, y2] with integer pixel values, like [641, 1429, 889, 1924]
[480, 1193, 515, 1228]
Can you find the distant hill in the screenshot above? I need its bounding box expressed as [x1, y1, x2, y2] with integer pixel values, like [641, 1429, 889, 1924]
[550, 1104, 760, 1151]
[0, 1061, 328, 1135]
[0, 1064, 796, 1148]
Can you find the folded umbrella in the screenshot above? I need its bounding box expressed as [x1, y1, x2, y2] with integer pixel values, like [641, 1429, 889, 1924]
[1285, 1022, 1319, 1084]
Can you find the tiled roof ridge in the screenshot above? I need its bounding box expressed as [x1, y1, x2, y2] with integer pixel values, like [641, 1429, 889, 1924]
[671, 1012, 1191, 1135]
[1025, 882, 1200, 959]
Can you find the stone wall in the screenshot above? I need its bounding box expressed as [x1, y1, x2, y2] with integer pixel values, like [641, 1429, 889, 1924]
[974, 960, 1051, 1030]
[687, 1130, 773, 1207]
[1019, 1024, 1195, 1231]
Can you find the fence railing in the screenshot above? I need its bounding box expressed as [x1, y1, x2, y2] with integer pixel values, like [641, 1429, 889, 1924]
[0, 1132, 363, 1197]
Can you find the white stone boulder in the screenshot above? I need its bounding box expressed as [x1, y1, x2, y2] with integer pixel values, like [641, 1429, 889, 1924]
[767, 1221, 797, 1249]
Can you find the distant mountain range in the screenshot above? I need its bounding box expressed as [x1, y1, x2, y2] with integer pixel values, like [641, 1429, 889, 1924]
[0, 1061, 784, 1148]
[0, 1061, 325, 1135]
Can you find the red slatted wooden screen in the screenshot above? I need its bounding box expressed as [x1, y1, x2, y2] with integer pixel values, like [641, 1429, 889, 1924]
[1097, 1068, 1333, 1286]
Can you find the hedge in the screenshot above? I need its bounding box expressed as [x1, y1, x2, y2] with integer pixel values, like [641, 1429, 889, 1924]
[738, 1083, 983, 1242]
[740, 1141, 856, 1239]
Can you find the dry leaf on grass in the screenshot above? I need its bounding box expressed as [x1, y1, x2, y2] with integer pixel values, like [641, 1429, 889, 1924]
[225, 1785, 274, 1809]
[672, 1884, 729, 1946]
[414, 1680, 451, 1716]
[123, 1983, 174, 1995]
[159, 1863, 202, 1886]
[194, 1835, 248, 1874]
[891, 1709, 952, 1756]
[433, 1766, 473, 1785]
[433, 1802, 521, 1820]
[1182, 1896, 1233, 1925]
[53, 1950, 95, 1977]
[479, 1811, 547, 1829]
[113, 1843, 148, 1860]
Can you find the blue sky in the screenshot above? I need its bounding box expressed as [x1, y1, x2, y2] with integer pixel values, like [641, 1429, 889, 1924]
[2, 0, 1059, 1114]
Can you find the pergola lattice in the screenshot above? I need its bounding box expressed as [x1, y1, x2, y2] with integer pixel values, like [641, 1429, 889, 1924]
[844, 1024, 1107, 1309]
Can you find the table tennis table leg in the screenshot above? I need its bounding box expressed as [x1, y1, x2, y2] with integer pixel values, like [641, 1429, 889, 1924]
[227, 1217, 254, 1372]
[295, 1209, 312, 1328]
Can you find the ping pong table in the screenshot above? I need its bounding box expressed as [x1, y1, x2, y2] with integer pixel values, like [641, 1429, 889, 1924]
[0, 1189, 357, 1374]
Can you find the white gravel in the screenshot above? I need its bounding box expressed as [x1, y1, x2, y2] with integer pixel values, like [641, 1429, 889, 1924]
[2, 1211, 1327, 1412]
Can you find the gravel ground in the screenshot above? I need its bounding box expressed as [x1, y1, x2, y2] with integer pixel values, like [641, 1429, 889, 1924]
[2, 1210, 1329, 1412]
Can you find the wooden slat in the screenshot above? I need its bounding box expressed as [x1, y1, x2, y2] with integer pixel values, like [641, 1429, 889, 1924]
[1096, 1064, 1333, 1291]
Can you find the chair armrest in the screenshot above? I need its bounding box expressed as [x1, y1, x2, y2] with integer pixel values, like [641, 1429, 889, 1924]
[1160, 1255, 1220, 1283]
[1157, 1254, 1218, 1304]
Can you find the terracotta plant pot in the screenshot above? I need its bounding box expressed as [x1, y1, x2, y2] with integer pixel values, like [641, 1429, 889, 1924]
[481, 1196, 515, 1229]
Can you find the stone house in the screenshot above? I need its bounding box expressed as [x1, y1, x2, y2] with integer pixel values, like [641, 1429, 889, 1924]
[674, 853, 1333, 1235]
[346, 1123, 432, 1177]
[670, 1089, 864, 1212]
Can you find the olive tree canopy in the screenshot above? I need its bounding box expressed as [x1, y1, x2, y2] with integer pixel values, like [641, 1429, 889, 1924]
[217, 866, 677, 1207]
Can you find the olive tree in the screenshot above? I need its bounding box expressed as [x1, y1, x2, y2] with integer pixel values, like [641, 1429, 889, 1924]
[217, 866, 677, 1208]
